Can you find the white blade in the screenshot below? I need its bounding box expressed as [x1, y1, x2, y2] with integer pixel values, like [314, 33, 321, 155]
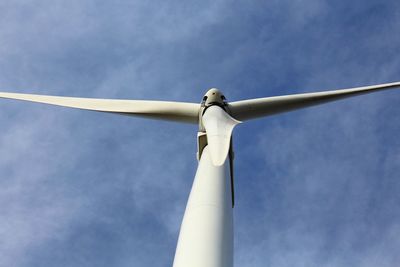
[202, 106, 241, 166]
[228, 81, 400, 121]
[0, 92, 200, 123]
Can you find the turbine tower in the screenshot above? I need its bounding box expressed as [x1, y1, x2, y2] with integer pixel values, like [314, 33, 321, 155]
[1, 81, 400, 267]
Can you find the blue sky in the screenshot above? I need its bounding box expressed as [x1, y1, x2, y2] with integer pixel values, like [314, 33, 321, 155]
[0, 1, 400, 266]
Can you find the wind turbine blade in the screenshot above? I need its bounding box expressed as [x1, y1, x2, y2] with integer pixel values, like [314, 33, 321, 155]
[228, 81, 400, 121]
[0, 92, 200, 123]
[202, 106, 241, 166]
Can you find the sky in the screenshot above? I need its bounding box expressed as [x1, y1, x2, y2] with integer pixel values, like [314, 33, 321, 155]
[0, 1, 400, 266]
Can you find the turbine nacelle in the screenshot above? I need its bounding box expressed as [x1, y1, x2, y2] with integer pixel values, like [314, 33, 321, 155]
[198, 89, 241, 166]
[201, 105, 241, 166]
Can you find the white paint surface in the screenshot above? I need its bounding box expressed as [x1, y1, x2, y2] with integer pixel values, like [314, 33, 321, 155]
[202, 106, 241, 166]
[173, 146, 233, 267]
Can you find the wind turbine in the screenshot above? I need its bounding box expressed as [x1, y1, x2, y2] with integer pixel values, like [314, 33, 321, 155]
[1, 81, 399, 267]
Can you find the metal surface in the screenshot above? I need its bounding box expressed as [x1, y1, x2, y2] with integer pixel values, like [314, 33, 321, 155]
[173, 146, 233, 267]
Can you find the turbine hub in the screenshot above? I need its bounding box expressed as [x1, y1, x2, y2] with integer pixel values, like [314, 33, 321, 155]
[202, 88, 226, 107]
